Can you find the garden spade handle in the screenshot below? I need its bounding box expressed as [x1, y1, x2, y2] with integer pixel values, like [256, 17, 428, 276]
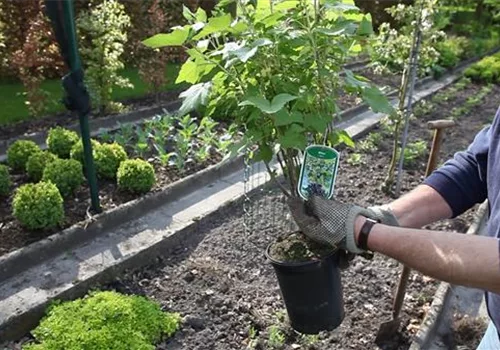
[391, 119, 456, 319]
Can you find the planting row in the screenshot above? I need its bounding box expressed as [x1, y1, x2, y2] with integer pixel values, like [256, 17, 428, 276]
[0, 115, 230, 255]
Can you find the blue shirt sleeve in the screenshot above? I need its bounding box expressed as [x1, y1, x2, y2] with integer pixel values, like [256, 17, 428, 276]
[424, 126, 490, 217]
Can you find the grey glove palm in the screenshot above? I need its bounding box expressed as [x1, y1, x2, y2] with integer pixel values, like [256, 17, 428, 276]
[289, 196, 375, 254]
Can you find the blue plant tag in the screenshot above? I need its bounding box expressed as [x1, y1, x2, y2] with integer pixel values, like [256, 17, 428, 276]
[298, 145, 340, 200]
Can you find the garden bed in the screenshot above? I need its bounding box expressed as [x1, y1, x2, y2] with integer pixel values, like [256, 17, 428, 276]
[78, 81, 498, 350]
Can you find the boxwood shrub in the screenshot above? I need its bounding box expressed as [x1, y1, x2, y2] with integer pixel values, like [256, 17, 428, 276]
[46, 127, 79, 158]
[24, 291, 181, 350]
[0, 164, 11, 196]
[12, 182, 64, 230]
[117, 159, 156, 194]
[7, 140, 40, 172]
[95, 142, 127, 179]
[26, 151, 58, 182]
[42, 159, 84, 197]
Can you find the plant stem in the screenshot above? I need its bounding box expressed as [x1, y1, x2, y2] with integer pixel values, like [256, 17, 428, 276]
[265, 161, 291, 198]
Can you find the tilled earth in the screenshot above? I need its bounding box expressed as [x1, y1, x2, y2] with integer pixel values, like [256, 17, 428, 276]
[95, 81, 497, 349]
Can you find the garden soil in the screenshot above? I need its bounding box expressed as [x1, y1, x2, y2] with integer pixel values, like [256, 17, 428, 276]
[89, 82, 499, 350]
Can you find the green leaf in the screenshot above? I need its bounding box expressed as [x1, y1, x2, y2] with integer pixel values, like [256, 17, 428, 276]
[254, 144, 273, 163]
[274, 110, 303, 126]
[176, 60, 199, 84]
[304, 114, 328, 133]
[233, 46, 258, 62]
[344, 69, 369, 89]
[229, 21, 248, 34]
[195, 8, 207, 22]
[178, 82, 212, 116]
[357, 16, 373, 36]
[143, 28, 190, 48]
[239, 96, 271, 112]
[193, 14, 232, 40]
[329, 130, 354, 148]
[278, 125, 307, 150]
[257, 12, 284, 28]
[182, 5, 196, 22]
[361, 87, 394, 115]
[239, 94, 297, 114]
[269, 94, 298, 113]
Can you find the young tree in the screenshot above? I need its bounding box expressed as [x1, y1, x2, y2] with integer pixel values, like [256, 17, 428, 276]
[77, 0, 132, 115]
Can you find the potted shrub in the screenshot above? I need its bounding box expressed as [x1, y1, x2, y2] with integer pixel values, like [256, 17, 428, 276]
[144, 0, 393, 334]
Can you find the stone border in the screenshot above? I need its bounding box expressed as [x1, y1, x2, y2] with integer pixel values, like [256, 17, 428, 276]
[409, 200, 490, 350]
[0, 154, 243, 282]
[0, 58, 479, 341]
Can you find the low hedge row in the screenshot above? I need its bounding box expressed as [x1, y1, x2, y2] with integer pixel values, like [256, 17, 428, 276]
[3, 127, 156, 231]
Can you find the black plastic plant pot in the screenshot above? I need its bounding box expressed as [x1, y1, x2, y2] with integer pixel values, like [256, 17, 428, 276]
[266, 245, 345, 334]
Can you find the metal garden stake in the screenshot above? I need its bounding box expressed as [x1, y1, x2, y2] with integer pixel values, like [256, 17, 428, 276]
[45, 0, 101, 213]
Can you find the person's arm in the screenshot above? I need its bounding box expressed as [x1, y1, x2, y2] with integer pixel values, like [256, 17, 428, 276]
[388, 184, 452, 228]
[386, 124, 492, 228]
[355, 217, 500, 294]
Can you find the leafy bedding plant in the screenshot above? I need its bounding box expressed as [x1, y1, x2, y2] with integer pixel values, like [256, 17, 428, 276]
[144, 0, 393, 212]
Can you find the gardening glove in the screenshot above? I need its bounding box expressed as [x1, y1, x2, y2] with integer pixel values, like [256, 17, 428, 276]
[368, 205, 400, 227]
[288, 196, 375, 254]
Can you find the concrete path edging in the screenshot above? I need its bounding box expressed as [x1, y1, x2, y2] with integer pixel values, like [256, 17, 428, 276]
[409, 200, 490, 350]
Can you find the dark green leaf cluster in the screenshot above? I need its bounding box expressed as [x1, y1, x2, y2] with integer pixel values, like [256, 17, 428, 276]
[117, 159, 156, 194]
[12, 182, 63, 230]
[95, 142, 128, 179]
[46, 127, 79, 159]
[7, 140, 40, 172]
[42, 159, 84, 197]
[24, 290, 180, 350]
[0, 164, 11, 196]
[26, 151, 58, 182]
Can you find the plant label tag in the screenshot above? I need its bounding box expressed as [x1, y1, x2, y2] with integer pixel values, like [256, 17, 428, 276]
[298, 145, 340, 200]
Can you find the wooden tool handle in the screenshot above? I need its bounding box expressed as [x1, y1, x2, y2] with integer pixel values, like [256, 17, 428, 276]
[427, 119, 456, 130]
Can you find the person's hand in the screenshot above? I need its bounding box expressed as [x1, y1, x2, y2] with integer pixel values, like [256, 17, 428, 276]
[288, 196, 376, 254]
[368, 205, 399, 227]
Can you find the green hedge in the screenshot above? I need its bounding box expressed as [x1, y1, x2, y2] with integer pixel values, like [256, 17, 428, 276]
[465, 52, 500, 83]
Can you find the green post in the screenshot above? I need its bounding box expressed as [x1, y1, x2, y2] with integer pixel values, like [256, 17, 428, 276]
[46, 0, 101, 212]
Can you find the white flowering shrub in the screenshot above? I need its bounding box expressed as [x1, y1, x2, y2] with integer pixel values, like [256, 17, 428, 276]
[77, 0, 132, 114]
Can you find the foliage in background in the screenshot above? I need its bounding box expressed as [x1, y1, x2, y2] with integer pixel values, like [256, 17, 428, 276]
[7, 140, 41, 172]
[10, 0, 63, 116]
[0, 164, 10, 196]
[117, 159, 156, 194]
[46, 127, 80, 159]
[42, 158, 84, 197]
[77, 0, 132, 114]
[26, 151, 58, 182]
[24, 291, 180, 350]
[370, 0, 444, 77]
[146, 0, 393, 197]
[465, 52, 500, 84]
[13, 182, 64, 230]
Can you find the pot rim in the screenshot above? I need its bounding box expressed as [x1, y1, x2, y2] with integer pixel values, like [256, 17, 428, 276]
[265, 242, 338, 267]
